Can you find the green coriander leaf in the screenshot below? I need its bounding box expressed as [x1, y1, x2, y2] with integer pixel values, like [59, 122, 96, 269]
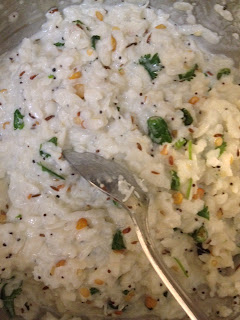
[14, 109, 24, 130]
[48, 75, 54, 79]
[113, 200, 121, 208]
[217, 68, 231, 80]
[178, 64, 198, 82]
[73, 20, 84, 25]
[37, 163, 65, 180]
[1, 282, 22, 318]
[197, 205, 209, 220]
[112, 230, 126, 251]
[90, 287, 100, 295]
[181, 108, 193, 126]
[39, 143, 51, 158]
[139, 53, 164, 80]
[147, 116, 172, 145]
[39, 137, 58, 158]
[54, 42, 65, 47]
[91, 35, 101, 49]
[174, 138, 188, 150]
[170, 170, 180, 191]
[48, 136, 58, 146]
[192, 225, 208, 243]
[215, 140, 227, 157]
[15, 215, 22, 220]
[186, 178, 193, 200]
[117, 106, 120, 112]
[188, 140, 193, 160]
[173, 258, 189, 278]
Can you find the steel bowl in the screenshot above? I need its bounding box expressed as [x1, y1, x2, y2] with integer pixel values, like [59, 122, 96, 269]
[0, 0, 240, 319]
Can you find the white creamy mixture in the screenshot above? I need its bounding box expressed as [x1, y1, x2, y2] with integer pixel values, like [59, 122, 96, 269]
[0, 2, 240, 320]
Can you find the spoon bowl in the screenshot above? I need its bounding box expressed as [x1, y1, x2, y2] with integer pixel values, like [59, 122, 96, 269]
[63, 150, 209, 320]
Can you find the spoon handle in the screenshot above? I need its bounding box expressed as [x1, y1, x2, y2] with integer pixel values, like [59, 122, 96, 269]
[124, 195, 208, 320]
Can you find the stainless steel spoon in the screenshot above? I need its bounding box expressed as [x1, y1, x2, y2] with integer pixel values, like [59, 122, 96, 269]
[63, 150, 209, 320]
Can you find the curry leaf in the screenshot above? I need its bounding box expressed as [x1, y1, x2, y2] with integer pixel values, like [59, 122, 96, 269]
[181, 108, 193, 126]
[112, 230, 126, 251]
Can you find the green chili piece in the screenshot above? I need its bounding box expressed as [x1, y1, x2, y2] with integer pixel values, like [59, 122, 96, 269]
[171, 170, 180, 191]
[192, 225, 208, 243]
[186, 178, 193, 199]
[188, 140, 192, 160]
[197, 206, 209, 220]
[174, 138, 188, 150]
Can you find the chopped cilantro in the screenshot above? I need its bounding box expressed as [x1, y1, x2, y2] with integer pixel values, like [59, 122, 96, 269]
[91, 35, 100, 49]
[48, 75, 55, 79]
[48, 136, 58, 146]
[139, 53, 164, 80]
[217, 68, 231, 80]
[197, 206, 209, 220]
[39, 137, 58, 158]
[37, 163, 65, 180]
[178, 64, 198, 82]
[181, 108, 193, 126]
[215, 140, 227, 158]
[147, 116, 172, 145]
[54, 42, 64, 47]
[90, 287, 100, 295]
[73, 20, 84, 25]
[1, 281, 22, 317]
[14, 109, 24, 130]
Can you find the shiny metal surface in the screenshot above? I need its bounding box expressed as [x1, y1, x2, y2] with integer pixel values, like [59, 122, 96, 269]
[0, 1, 240, 319]
[64, 150, 209, 320]
[0, 0, 240, 63]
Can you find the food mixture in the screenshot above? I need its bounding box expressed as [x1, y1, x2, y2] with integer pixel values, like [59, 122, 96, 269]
[0, 1, 240, 319]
